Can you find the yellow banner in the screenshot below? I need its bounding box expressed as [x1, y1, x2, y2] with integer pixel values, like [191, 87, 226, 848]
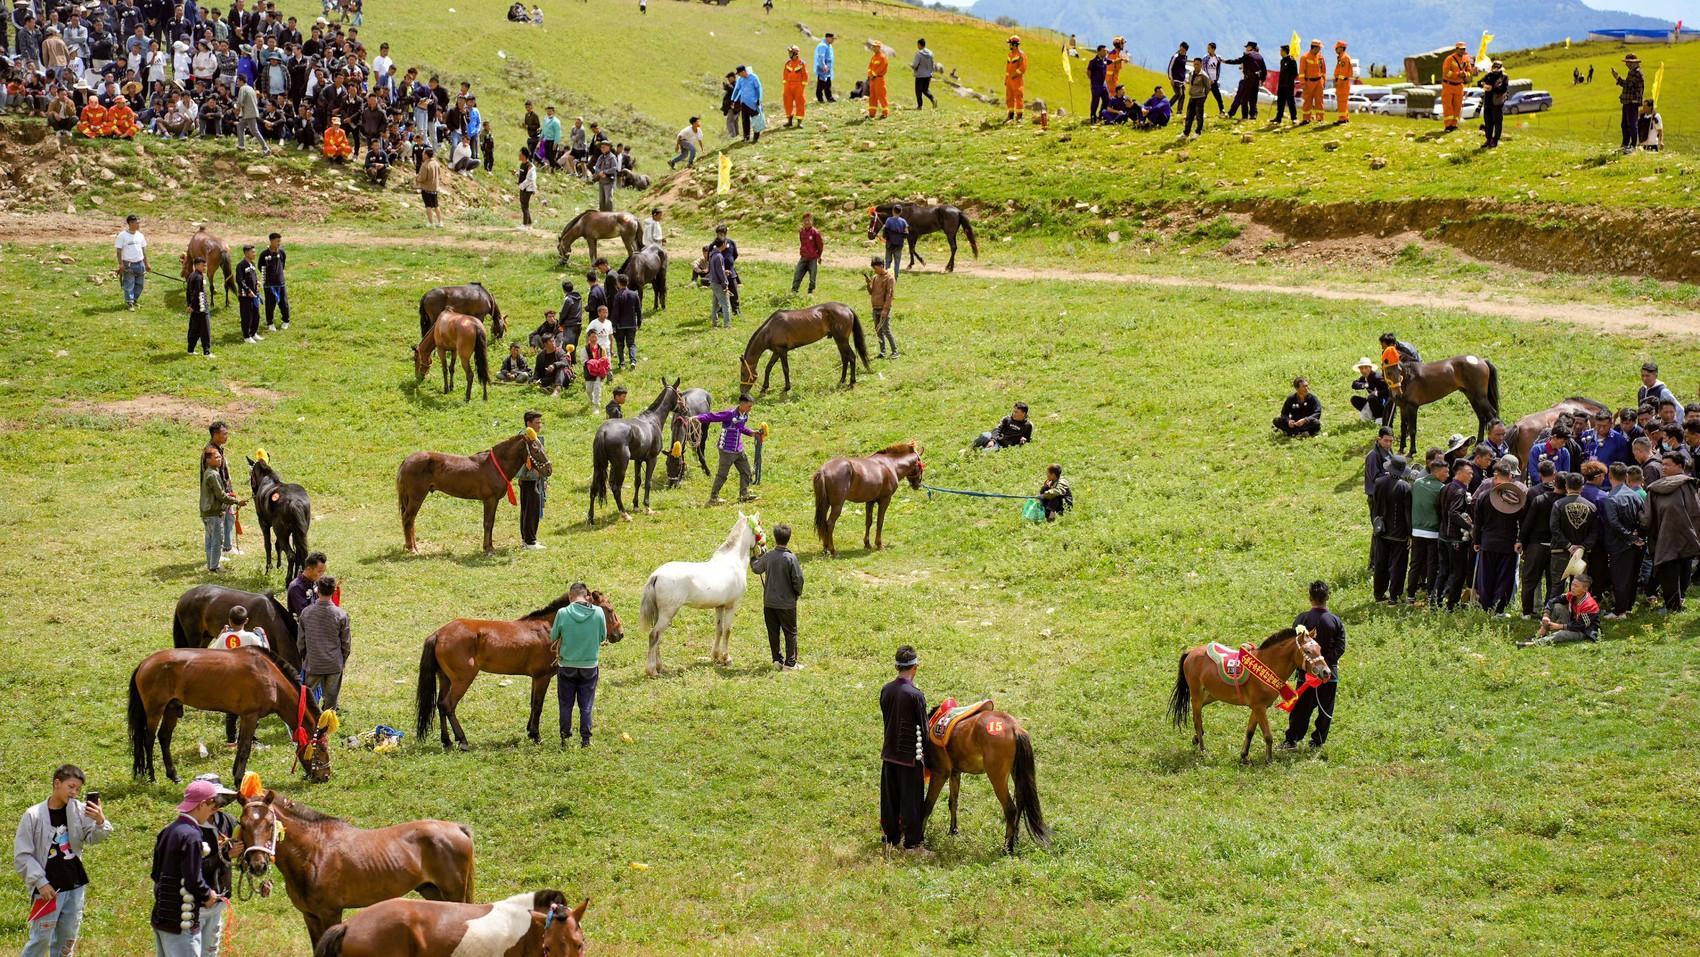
[716, 152, 731, 195]
[1290, 30, 1300, 56]
[1652, 61, 1665, 101]
[1477, 31, 1494, 65]
[1061, 46, 1073, 83]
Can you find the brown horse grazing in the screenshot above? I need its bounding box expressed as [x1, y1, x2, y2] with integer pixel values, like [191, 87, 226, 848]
[1509, 397, 1611, 472]
[413, 309, 491, 403]
[922, 704, 1051, 855]
[868, 202, 979, 272]
[1167, 628, 1333, 764]
[236, 789, 476, 947]
[418, 283, 507, 341]
[397, 430, 545, 553]
[619, 246, 668, 310]
[312, 892, 587, 957]
[181, 225, 235, 306]
[556, 210, 640, 264]
[811, 440, 924, 556]
[1382, 354, 1500, 456]
[173, 583, 302, 670]
[416, 591, 625, 750]
[128, 646, 331, 784]
[739, 302, 870, 394]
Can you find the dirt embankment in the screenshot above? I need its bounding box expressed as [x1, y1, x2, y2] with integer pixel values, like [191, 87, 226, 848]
[1234, 198, 1700, 285]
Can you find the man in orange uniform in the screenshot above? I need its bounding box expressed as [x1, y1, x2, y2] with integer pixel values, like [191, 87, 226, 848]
[77, 98, 108, 138]
[322, 115, 354, 162]
[867, 42, 889, 118]
[1107, 36, 1127, 93]
[1332, 40, 1353, 123]
[1005, 35, 1027, 122]
[105, 97, 139, 139]
[782, 45, 809, 127]
[1299, 39, 1325, 125]
[1440, 41, 1471, 132]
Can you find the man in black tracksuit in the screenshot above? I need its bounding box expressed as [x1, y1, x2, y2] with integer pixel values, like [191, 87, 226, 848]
[750, 523, 804, 669]
[235, 244, 261, 343]
[1363, 427, 1394, 570]
[1518, 462, 1560, 617]
[1166, 42, 1189, 101]
[1280, 580, 1344, 751]
[1274, 45, 1298, 124]
[1435, 461, 1476, 610]
[610, 273, 641, 370]
[1549, 472, 1598, 591]
[186, 257, 212, 356]
[1372, 456, 1412, 602]
[1602, 461, 1645, 616]
[257, 232, 289, 330]
[879, 645, 930, 854]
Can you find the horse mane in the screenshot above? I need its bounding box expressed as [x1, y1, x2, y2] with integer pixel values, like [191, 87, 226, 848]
[521, 592, 575, 621]
[640, 381, 676, 417]
[532, 889, 568, 912]
[715, 515, 751, 553]
[276, 793, 342, 824]
[263, 591, 299, 642]
[875, 440, 918, 457]
[1259, 628, 1299, 649]
[563, 210, 589, 232]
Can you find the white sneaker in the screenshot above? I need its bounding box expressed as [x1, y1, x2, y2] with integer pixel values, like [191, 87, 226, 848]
[225, 547, 243, 556]
[524, 542, 546, 550]
[282, 322, 290, 330]
[204, 352, 216, 358]
[253, 333, 264, 341]
[784, 662, 805, 671]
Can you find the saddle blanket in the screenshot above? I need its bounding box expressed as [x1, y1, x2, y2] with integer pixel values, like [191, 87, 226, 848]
[927, 698, 993, 747]
[1205, 642, 1253, 686]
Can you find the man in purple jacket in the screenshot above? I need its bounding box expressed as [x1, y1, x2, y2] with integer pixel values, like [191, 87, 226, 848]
[696, 393, 760, 505]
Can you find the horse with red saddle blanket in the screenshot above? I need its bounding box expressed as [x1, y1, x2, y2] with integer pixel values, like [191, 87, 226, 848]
[1167, 627, 1333, 763]
[923, 698, 1050, 855]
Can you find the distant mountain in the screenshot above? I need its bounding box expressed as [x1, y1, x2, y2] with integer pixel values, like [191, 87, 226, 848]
[966, 0, 1673, 72]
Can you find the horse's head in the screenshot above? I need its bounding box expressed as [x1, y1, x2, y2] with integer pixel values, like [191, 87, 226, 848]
[588, 590, 624, 643]
[236, 791, 283, 877]
[489, 308, 507, 342]
[743, 511, 765, 553]
[738, 355, 758, 389]
[411, 342, 429, 381]
[1294, 628, 1332, 682]
[538, 897, 589, 957]
[866, 206, 883, 240]
[179, 251, 191, 278]
[1382, 362, 1405, 395]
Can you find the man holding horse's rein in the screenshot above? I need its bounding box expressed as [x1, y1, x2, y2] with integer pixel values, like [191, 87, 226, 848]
[880, 645, 931, 857]
[696, 394, 762, 506]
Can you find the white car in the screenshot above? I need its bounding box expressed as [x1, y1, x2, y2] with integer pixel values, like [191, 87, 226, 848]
[1323, 93, 1374, 113]
[1430, 97, 1483, 120]
[1371, 93, 1407, 116]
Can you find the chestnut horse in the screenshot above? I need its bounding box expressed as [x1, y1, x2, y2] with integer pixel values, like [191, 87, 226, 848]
[236, 789, 476, 947]
[415, 591, 625, 750]
[397, 430, 545, 553]
[173, 583, 302, 670]
[418, 283, 506, 341]
[128, 646, 331, 784]
[923, 707, 1051, 855]
[1167, 628, 1333, 764]
[181, 225, 235, 306]
[1509, 397, 1610, 473]
[738, 303, 870, 393]
[868, 202, 979, 272]
[556, 209, 640, 264]
[1382, 354, 1500, 456]
[413, 309, 491, 403]
[811, 440, 924, 556]
[313, 892, 587, 957]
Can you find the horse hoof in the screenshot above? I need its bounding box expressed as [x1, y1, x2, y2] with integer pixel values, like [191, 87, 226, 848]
[645, 508, 654, 515]
[645, 668, 659, 678]
[621, 513, 634, 523]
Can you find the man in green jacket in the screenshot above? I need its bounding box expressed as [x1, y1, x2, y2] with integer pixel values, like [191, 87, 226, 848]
[1408, 455, 1447, 603]
[200, 447, 244, 573]
[552, 582, 607, 747]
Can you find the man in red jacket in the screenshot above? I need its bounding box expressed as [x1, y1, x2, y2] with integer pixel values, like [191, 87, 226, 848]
[790, 212, 823, 295]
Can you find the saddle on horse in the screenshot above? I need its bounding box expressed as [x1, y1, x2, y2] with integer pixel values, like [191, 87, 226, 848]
[927, 698, 992, 747]
[1205, 642, 1254, 686]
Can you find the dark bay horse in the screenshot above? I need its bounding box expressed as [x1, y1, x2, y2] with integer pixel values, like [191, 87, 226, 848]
[588, 378, 680, 524]
[416, 591, 624, 750]
[1167, 628, 1333, 764]
[811, 440, 924, 556]
[397, 430, 544, 553]
[128, 646, 331, 784]
[414, 309, 490, 403]
[1510, 397, 1611, 471]
[1383, 354, 1500, 456]
[236, 789, 476, 947]
[868, 202, 979, 272]
[248, 453, 312, 581]
[174, 583, 302, 670]
[181, 225, 235, 306]
[418, 283, 506, 341]
[665, 387, 712, 488]
[619, 246, 668, 310]
[739, 303, 870, 393]
[313, 892, 587, 957]
[923, 704, 1050, 855]
[556, 210, 640, 264]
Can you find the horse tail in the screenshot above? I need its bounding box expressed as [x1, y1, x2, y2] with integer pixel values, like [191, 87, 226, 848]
[850, 311, 871, 370]
[1167, 652, 1190, 728]
[415, 635, 439, 738]
[474, 323, 490, 390]
[1486, 360, 1500, 418]
[312, 923, 347, 957]
[639, 574, 659, 632]
[812, 470, 831, 547]
[288, 512, 310, 572]
[590, 438, 609, 507]
[419, 298, 434, 340]
[456, 823, 477, 901]
[172, 607, 194, 649]
[128, 667, 149, 778]
[1012, 729, 1051, 848]
[959, 211, 979, 258]
[221, 255, 235, 307]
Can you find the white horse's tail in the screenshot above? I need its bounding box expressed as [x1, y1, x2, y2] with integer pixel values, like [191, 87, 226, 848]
[640, 573, 660, 632]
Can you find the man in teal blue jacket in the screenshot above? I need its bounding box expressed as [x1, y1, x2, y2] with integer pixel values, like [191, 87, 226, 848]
[552, 583, 607, 747]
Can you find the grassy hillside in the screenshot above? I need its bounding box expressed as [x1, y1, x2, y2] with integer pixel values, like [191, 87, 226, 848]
[1493, 39, 1696, 151]
[1, 232, 1699, 955]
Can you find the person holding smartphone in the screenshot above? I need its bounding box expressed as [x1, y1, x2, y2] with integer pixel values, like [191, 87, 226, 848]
[14, 764, 112, 957]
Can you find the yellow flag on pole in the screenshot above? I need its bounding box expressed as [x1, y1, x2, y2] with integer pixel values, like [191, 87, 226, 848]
[1651, 61, 1665, 101]
[1061, 45, 1073, 83]
[1290, 30, 1301, 57]
[1564, 37, 1571, 48]
[716, 152, 731, 195]
[1477, 31, 1494, 64]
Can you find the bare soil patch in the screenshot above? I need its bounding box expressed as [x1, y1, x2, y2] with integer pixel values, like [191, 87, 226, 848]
[62, 392, 271, 426]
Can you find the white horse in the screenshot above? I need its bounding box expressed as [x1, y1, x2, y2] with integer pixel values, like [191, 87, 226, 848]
[639, 511, 761, 676]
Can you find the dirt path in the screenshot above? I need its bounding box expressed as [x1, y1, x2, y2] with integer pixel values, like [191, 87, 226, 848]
[6, 211, 1692, 336]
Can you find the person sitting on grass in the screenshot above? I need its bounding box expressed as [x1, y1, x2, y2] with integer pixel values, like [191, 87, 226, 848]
[970, 402, 1032, 451]
[1099, 85, 1140, 124]
[1140, 86, 1171, 127]
[1350, 357, 1392, 424]
[1038, 464, 1073, 522]
[1273, 376, 1322, 437]
[1518, 573, 1601, 647]
[322, 114, 353, 162]
[533, 336, 573, 397]
[498, 342, 532, 383]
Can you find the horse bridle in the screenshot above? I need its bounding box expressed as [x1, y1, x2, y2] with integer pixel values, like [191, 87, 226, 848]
[234, 798, 281, 900]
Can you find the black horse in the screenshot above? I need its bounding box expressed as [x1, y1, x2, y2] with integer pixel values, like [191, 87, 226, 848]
[620, 246, 668, 311]
[173, 583, 303, 670]
[666, 387, 713, 488]
[248, 455, 312, 581]
[868, 202, 980, 272]
[418, 283, 506, 341]
[588, 378, 680, 524]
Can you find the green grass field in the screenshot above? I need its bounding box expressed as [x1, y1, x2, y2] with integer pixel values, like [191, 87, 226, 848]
[1486, 39, 1695, 152]
[2, 229, 1700, 955]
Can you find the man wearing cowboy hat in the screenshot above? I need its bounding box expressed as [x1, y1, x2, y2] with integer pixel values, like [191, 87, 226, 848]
[1612, 54, 1644, 152]
[190, 774, 240, 957]
[1350, 357, 1392, 424]
[1439, 41, 1472, 132]
[150, 780, 221, 957]
[1472, 460, 1527, 616]
[879, 645, 931, 857]
[1479, 58, 1509, 147]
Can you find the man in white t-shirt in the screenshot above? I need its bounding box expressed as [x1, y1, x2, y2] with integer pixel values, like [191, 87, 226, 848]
[216, 604, 269, 746]
[114, 214, 148, 310]
[372, 42, 393, 83]
[642, 207, 665, 248]
[669, 116, 704, 169]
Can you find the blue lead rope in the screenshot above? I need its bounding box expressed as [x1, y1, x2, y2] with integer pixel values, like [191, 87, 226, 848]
[920, 483, 1037, 501]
